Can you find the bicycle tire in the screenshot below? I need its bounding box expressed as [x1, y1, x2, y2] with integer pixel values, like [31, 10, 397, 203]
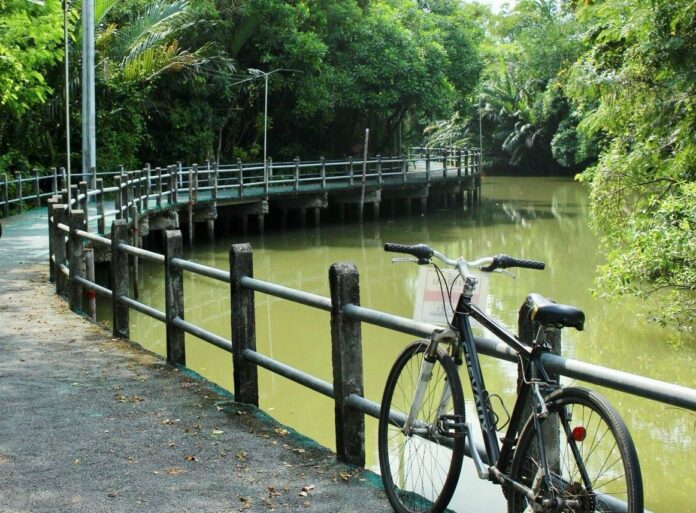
[378, 340, 465, 513]
[507, 387, 643, 513]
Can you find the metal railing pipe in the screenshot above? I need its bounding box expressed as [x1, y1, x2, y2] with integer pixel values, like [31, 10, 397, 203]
[171, 316, 232, 353]
[73, 276, 113, 298]
[240, 276, 332, 311]
[242, 349, 334, 398]
[116, 242, 165, 264]
[171, 258, 230, 283]
[74, 229, 111, 247]
[119, 296, 166, 323]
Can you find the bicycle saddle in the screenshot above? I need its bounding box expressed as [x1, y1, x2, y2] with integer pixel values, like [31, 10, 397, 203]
[527, 293, 585, 331]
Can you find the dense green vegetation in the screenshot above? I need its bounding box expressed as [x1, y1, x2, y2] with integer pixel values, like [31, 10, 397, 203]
[0, 0, 693, 329]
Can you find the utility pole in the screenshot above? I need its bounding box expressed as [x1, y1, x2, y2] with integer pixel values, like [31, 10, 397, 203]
[81, 0, 96, 188]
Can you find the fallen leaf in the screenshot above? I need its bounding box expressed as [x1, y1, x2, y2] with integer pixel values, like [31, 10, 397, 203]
[302, 485, 315, 492]
[165, 467, 186, 475]
[235, 451, 247, 462]
[274, 428, 288, 436]
[212, 429, 224, 435]
[184, 455, 198, 462]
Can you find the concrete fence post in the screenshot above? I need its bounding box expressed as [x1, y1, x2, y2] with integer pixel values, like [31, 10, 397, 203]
[111, 220, 130, 339]
[349, 156, 354, 187]
[425, 151, 431, 186]
[320, 157, 327, 190]
[85, 247, 97, 321]
[47, 196, 58, 282]
[68, 210, 86, 313]
[229, 243, 259, 406]
[164, 230, 186, 366]
[144, 163, 151, 211]
[52, 205, 68, 295]
[2, 175, 9, 217]
[169, 165, 178, 205]
[294, 157, 300, 192]
[115, 176, 123, 220]
[79, 181, 89, 232]
[237, 159, 244, 198]
[15, 172, 22, 211]
[96, 178, 105, 234]
[329, 262, 365, 466]
[156, 167, 163, 207]
[212, 161, 219, 201]
[34, 168, 41, 207]
[377, 155, 383, 185]
[52, 167, 58, 194]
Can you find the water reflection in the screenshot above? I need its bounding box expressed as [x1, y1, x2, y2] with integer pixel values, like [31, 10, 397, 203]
[121, 177, 693, 513]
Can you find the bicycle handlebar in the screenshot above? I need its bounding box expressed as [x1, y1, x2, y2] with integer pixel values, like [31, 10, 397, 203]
[383, 242, 545, 272]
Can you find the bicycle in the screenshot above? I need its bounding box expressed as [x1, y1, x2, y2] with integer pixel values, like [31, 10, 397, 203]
[377, 243, 643, 513]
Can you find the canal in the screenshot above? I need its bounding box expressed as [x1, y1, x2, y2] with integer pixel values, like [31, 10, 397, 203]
[105, 177, 694, 513]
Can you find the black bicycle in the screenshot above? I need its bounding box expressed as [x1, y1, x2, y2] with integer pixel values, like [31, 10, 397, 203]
[377, 243, 643, 513]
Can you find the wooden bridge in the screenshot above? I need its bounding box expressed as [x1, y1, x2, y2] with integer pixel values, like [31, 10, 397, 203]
[1, 149, 482, 250]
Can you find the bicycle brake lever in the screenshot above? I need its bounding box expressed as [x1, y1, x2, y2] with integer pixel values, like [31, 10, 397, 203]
[479, 267, 516, 279]
[391, 257, 419, 264]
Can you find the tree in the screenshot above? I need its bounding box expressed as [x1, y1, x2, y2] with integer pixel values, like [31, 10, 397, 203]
[567, 0, 696, 329]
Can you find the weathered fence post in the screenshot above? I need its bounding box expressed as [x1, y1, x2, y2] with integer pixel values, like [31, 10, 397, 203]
[85, 247, 97, 321]
[294, 157, 300, 192]
[79, 181, 89, 232]
[15, 172, 22, 211]
[377, 155, 383, 185]
[156, 167, 163, 207]
[348, 156, 354, 187]
[68, 210, 85, 313]
[264, 158, 270, 196]
[212, 161, 219, 201]
[52, 204, 68, 295]
[425, 151, 431, 186]
[115, 176, 123, 220]
[134, 170, 142, 212]
[329, 262, 365, 466]
[52, 167, 58, 194]
[143, 164, 151, 211]
[47, 196, 59, 282]
[96, 178, 105, 234]
[320, 157, 327, 190]
[169, 165, 178, 205]
[33, 168, 41, 207]
[111, 220, 130, 339]
[237, 159, 244, 199]
[229, 243, 259, 406]
[164, 230, 186, 366]
[1, 175, 9, 217]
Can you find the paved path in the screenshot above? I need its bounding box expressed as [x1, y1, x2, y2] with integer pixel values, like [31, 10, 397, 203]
[0, 209, 390, 513]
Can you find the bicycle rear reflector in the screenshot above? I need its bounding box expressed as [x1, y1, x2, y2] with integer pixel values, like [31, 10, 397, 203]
[572, 426, 587, 442]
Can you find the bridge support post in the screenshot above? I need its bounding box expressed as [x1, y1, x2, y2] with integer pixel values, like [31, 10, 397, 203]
[112, 220, 130, 339]
[230, 243, 259, 406]
[164, 230, 186, 366]
[329, 262, 365, 466]
[68, 210, 85, 313]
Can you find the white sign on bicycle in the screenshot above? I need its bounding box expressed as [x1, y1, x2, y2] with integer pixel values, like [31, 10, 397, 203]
[412, 267, 488, 327]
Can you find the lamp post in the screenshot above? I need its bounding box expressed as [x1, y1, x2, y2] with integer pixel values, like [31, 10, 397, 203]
[62, 0, 72, 207]
[245, 68, 298, 185]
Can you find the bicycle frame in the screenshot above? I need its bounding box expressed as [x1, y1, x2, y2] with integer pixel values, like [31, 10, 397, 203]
[451, 287, 557, 487]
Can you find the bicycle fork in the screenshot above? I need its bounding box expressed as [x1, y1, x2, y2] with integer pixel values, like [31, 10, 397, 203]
[402, 329, 457, 436]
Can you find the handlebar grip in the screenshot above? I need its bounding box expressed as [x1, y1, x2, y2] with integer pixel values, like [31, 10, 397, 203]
[384, 243, 434, 262]
[483, 254, 545, 271]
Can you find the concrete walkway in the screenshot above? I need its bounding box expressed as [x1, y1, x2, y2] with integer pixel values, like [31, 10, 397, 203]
[0, 209, 391, 513]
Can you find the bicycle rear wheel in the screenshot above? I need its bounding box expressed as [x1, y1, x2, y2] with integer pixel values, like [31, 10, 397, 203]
[508, 387, 643, 513]
[378, 340, 465, 513]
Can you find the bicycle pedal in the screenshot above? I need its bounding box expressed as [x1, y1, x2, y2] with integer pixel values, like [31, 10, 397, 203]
[437, 414, 466, 438]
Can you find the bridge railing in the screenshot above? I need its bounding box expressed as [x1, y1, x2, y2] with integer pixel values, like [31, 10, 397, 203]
[47, 208, 696, 466]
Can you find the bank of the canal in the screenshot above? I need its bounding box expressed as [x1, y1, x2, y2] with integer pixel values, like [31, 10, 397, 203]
[0, 210, 390, 513]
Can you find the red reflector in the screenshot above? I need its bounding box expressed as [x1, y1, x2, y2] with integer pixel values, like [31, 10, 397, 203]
[572, 426, 587, 442]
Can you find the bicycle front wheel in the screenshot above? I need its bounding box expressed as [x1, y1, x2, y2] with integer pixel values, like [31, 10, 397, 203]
[378, 340, 465, 513]
[508, 387, 643, 513]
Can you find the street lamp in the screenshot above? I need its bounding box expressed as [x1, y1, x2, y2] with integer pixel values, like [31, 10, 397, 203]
[246, 68, 298, 184]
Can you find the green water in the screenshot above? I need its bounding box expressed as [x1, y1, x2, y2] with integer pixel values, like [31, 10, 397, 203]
[123, 177, 695, 513]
